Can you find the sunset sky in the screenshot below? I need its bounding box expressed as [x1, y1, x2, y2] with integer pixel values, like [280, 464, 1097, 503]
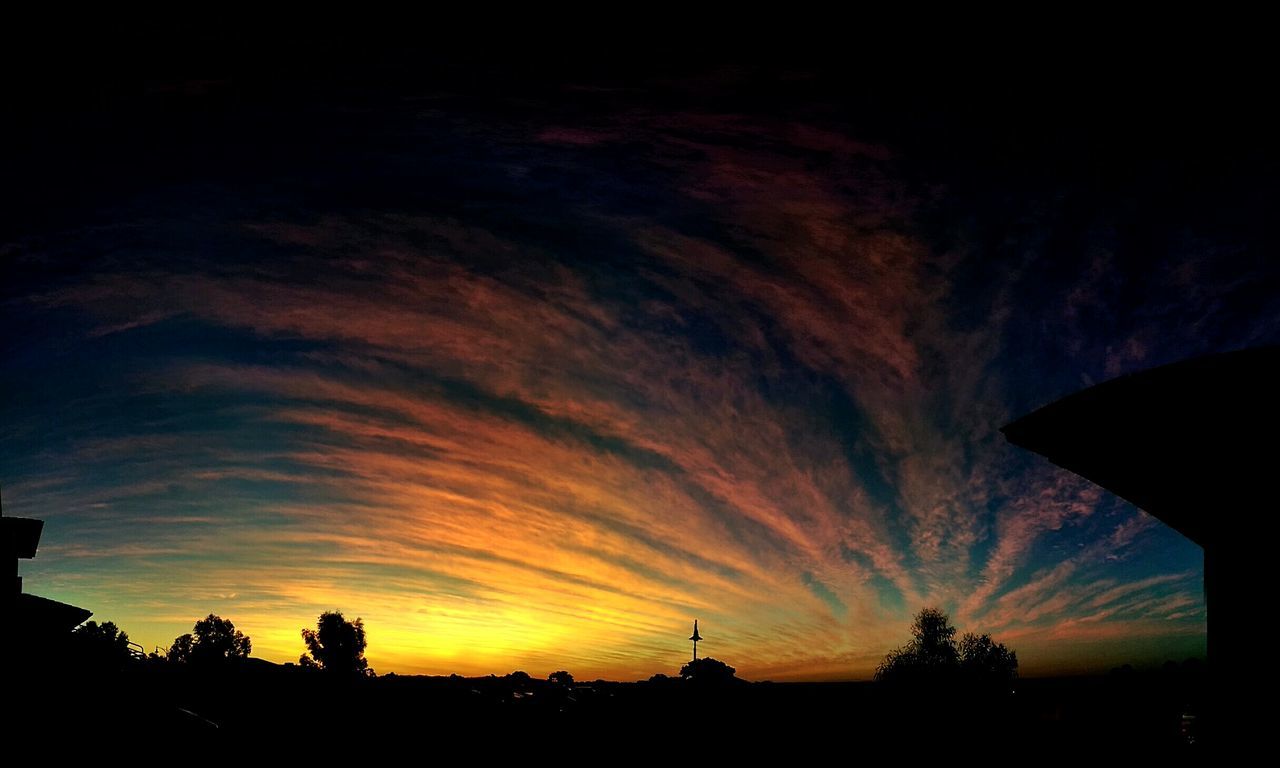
[4, 35, 1273, 680]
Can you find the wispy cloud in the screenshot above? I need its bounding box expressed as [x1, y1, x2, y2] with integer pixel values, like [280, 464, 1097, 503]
[3, 91, 1216, 679]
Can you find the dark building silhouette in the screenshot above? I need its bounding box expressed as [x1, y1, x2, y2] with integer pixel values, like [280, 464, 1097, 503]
[1001, 345, 1279, 744]
[1, 489, 91, 646]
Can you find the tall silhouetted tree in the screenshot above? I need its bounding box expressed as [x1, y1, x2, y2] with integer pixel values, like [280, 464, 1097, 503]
[876, 608, 958, 684]
[194, 614, 251, 663]
[300, 610, 368, 676]
[876, 608, 1016, 690]
[911, 607, 959, 667]
[168, 614, 250, 666]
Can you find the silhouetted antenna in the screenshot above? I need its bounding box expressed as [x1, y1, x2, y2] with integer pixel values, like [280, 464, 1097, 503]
[689, 619, 702, 661]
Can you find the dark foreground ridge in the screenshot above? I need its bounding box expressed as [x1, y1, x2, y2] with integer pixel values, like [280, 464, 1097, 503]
[6, 652, 1204, 754]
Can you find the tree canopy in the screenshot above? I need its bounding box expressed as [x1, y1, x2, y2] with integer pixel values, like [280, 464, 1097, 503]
[300, 610, 369, 676]
[167, 633, 194, 664]
[959, 631, 1019, 685]
[910, 607, 959, 667]
[167, 613, 251, 666]
[72, 620, 135, 668]
[876, 607, 1017, 690]
[680, 657, 740, 686]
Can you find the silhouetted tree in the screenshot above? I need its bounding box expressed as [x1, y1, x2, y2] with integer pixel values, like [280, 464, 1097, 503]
[72, 620, 135, 668]
[911, 607, 959, 667]
[167, 614, 250, 666]
[877, 608, 957, 684]
[300, 610, 368, 676]
[876, 608, 1017, 691]
[167, 632, 194, 663]
[958, 632, 1018, 688]
[548, 670, 574, 686]
[194, 613, 251, 663]
[680, 657, 739, 685]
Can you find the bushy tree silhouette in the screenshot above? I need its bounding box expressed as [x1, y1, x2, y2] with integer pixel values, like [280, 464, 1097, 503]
[72, 620, 135, 668]
[958, 631, 1019, 688]
[911, 607, 960, 667]
[167, 614, 251, 666]
[300, 610, 369, 676]
[680, 657, 740, 685]
[167, 633, 194, 663]
[876, 607, 1016, 689]
[548, 670, 574, 686]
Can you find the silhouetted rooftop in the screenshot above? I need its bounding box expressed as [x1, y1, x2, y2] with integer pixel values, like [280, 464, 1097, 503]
[1002, 346, 1279, 547]
[16, 592, 92, 633]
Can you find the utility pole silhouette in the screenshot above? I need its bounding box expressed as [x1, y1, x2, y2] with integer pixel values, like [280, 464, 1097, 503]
[689, 619, 702, 661]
